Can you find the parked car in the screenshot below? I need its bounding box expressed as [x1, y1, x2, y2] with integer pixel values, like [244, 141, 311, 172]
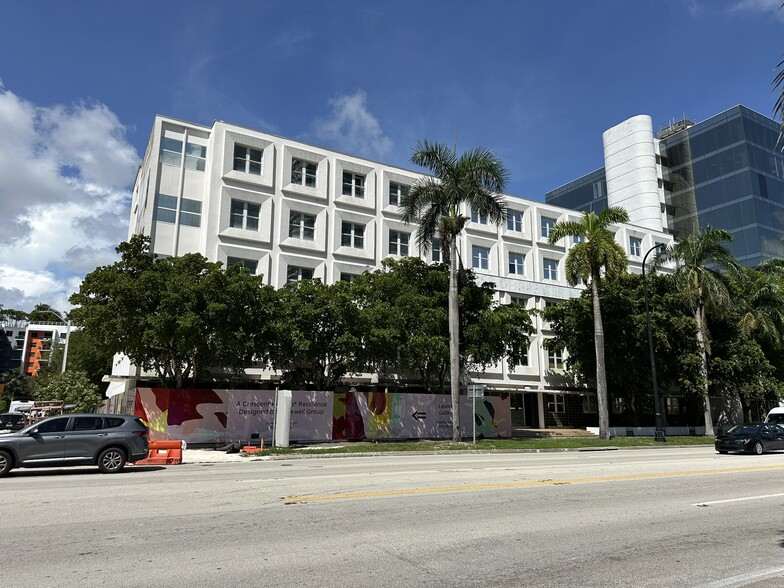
[0, 414, 149, 477]
[714, 423, 784, 455]
[0, 413, 27, 433]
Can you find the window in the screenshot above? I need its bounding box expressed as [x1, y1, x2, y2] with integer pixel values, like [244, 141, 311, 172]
[292, 159, 317, 188]
[389, 230, 410, 256]
[472, 245, 489, 270]
[73, 416, 104, 431]
[548, 348, 564, 370]
[389, 182, 409, 206]
[541, 216, 556, 238]
[160, 137, 182, 167]
[230, 200, 260, 231]
[341, 222, 365, 248]
[516, 345, 529, 367]
[507, 210, 523, 232]
[233, 145, 262, 175]
[582, 395, 597, 414]
[286, 266, 314, 283]
[471, 208, 488, 224]
[508, 252, 525, 275]
[629, 237, 642, 257]
[226, 257, 258, 274]
[342, 171, 365, 198]
[36, 418, 68, 433]
[432, 238, 442, 263]
[289, 212, 316, 240]
[340, 273, 357, 282]
[154, 194, 177, 224]
[509, 296, 527, 306]
[547, 394, 565, 413]
[665, 397, 680, 415]
[185, 143, 206, 171]
[179, 198, 202, 227]
[543, 258, 558, 280]
[592, 180, 605, 199]
[572, 234, 586, 244]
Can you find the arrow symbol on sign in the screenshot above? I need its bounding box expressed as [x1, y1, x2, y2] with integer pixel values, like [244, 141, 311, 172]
[412, 410, 426, 421]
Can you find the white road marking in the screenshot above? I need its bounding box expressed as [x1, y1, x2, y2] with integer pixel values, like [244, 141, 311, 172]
[697, 565, 784, 588]
[692, 492, 784, 507]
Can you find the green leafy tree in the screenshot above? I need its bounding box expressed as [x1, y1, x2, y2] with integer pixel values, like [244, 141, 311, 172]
[544, 273, 703, 426]
[663, 226, 741, 436]
[70, 235, 277, 387]
[32, 370, 103, 413]
[0, 305, 28, 323]
[547, 208, 629, 439]
[44, 330, 115, 388]
[269, 279, 363, 389]
[401, 140, 509, 441]
[27, 303, 66, 324]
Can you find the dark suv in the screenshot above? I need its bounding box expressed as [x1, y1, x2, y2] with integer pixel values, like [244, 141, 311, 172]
[0, 414, 149, 476]
[0, 413, 27, 433]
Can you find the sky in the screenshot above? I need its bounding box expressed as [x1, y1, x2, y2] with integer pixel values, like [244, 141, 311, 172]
[0, 0, 782, 313]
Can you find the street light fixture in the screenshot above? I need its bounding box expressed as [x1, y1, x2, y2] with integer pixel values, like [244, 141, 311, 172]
[642, 244, 666, 442]
[37, 310, 71, 374]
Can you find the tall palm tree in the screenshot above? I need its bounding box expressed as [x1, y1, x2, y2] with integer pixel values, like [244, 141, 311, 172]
[663, 226, 740, 436]
[401, 140, 508, 442]
[738, 267, 784, 350]
[548, 208, 629, 440]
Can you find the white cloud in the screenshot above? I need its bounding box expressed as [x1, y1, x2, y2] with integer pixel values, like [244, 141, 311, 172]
[0, 84, 139, 313]
[730, 0, 784, 19]
[314, 90, 392, 160]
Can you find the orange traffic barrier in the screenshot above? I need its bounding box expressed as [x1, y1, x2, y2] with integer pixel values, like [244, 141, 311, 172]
[242, 439, 264, 454]
[133, 440, 184, 465]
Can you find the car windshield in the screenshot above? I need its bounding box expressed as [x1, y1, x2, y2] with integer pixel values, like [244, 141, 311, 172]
[726, 425, 760, 435]
[767, 413, 784, 424]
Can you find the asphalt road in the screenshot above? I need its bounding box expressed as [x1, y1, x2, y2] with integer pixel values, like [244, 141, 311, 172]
[2, 446, 784, 588]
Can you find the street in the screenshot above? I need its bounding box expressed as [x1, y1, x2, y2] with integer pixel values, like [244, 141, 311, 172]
[2, 446, 784, 587]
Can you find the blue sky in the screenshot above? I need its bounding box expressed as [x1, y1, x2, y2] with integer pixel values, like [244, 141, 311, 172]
[0, 0, 782, 312]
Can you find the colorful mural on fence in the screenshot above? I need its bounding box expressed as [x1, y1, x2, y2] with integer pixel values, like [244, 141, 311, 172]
[134, 388, 510, 444]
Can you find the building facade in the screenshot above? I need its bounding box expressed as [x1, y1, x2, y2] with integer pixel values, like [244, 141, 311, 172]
[122, 115, 674, 429]
[546, 106, 784, 267]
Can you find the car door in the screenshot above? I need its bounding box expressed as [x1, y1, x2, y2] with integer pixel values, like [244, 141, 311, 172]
[64, 416, 106, 462]
[17, 416, 70, 465]
[771, 424, 784, 450]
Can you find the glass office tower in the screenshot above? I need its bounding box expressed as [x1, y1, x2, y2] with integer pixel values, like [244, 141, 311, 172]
[546, 106, 784, 266]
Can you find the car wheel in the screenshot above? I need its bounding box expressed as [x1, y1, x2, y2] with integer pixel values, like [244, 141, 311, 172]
[752, 441, 765, 455]
[0, 450, 12, 476]
[98, 447, 127, 473]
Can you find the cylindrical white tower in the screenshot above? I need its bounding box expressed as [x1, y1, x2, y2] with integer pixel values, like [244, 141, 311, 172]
[602, 115, 663, 231]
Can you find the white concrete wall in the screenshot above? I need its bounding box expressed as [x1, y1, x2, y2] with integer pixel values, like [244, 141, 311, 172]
[603, 115, 664, 231]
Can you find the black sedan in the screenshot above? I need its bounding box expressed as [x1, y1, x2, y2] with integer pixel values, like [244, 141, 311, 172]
[715, 423, 784, 455]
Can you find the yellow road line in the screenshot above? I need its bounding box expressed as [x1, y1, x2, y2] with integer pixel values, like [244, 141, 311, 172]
[283, 464, 784, 503]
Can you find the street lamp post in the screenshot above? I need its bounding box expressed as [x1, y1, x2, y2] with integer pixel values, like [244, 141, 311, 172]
[39, 310, 71, 374]
[642, 244, 666, 443]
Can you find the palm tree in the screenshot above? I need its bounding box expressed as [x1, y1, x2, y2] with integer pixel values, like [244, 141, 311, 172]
[663, 226, 740, 436]
[738, 267, 784, 350]
[401, 140, 509, 442]
[547, 208, 629, 440]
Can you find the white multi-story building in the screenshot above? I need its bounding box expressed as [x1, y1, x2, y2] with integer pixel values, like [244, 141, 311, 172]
[121, 115, 674, 429]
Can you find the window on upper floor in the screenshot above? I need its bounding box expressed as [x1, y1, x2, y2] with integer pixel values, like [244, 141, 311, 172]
[543, 258, 558, 280]
[287, 266, 314, 283]
[389, 230, 410, 256]
[508, 252, 525, 275]
[541, 216, 556, 238]
[288, 211, 316, 241]
[179, 198, 202, 227]
[471, 208, 488, 224]
[233, 145, 263, 175]
[432, 238, 442, 263]
[292, 159, 317, 188]
[230, 200, 260, 231]
[340, 273, 358, 283]
[509, 296, 527, 306]
[389, 181, 409, 206]
[341, 222, 365, 248]
[154, 194, 177, 224]
[629, 237, 642, 257]
[572, 234, 586, 244]
[516, 345, 529, 367]
[507, 210, 523, 232]
[548, 349, 564, 371]
[226, 257, 258, 274]
[185, 143, 206, 171]
[160, 138, 183, 167]
[342, 172, 365, 198]
[472, 245, 489, 270]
